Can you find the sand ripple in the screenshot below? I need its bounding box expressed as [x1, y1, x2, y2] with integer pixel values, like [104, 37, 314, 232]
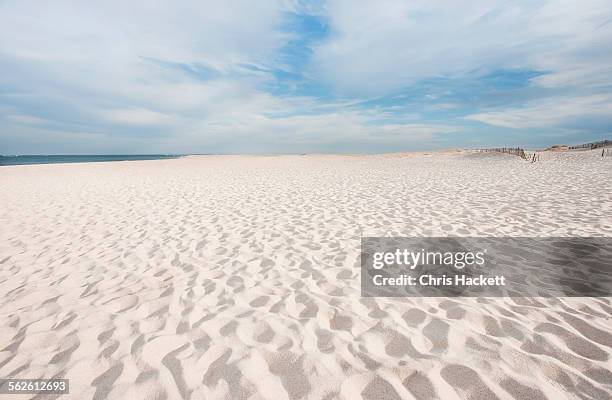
[1, 150, 611, 399]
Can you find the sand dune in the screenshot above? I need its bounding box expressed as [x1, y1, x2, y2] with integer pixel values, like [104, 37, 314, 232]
[0, 150, 611, 399]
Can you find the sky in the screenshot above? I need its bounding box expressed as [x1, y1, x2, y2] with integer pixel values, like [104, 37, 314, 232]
[1, 0, 611, 154]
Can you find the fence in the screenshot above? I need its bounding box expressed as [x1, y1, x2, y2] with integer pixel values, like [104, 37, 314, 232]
[477, 147, 539, 161]
[478, 143, 611, 161]
[478, 147, 526, 159]
[569, 140, 611, 150]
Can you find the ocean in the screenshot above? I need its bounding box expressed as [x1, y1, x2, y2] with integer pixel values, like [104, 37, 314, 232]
[0, 154, 182, 166]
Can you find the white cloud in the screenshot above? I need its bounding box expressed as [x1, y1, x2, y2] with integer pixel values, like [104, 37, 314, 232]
[0, 0, 286, 68]
[465, 94, 612, 129]
[0, 0, 299, 152]
[5, 114, 48, 125]
[0, 0, 610, 152]
[201, 111, 455, 141]
[102, 108, 175, 126]
[310, 0, 612, 96]
[0, 0, 287, 111]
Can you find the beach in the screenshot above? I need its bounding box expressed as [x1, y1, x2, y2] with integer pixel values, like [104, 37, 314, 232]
[1, 149, 611, 399]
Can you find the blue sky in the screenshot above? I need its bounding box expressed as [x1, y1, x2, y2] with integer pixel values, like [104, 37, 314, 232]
[1, 0, 611, 154]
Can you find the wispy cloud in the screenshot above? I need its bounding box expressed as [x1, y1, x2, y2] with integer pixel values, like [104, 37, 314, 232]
[309, 0, 612, 95]
[102, 108, 176, 126]
[465, 94, 612, 129]
[0, 0, 611, 153]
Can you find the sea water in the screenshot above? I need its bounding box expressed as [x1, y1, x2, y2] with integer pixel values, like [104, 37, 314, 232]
[0, 154, 181, 166]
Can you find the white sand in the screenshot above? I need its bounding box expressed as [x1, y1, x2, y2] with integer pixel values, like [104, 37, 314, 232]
[0, 150, 611, 400]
